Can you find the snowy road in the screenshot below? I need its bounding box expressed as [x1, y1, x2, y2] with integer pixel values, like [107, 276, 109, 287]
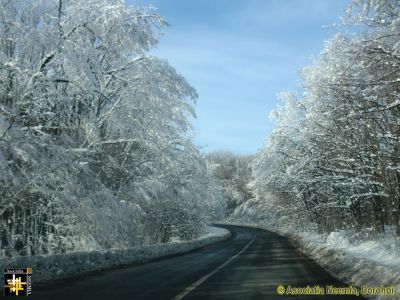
[33, 225, 364, 300]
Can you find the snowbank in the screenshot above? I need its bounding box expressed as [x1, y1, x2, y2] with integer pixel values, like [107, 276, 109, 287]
[0, 226, 230, 284]
[289, 232, 400, 300]
[222, 221, 400, 300]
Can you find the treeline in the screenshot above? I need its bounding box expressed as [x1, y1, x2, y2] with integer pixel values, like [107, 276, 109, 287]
[0, 0, 222, 257]
[251, 0, 400, 236]
[205, 152, 254, 215]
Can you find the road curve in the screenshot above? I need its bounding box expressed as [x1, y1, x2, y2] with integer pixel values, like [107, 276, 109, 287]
[33, 224, 364, 300]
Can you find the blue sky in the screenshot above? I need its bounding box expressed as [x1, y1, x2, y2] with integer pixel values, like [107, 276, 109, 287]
[129, 0, 350, 154]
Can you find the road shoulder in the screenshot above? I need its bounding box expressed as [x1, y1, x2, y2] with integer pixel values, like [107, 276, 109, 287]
[219, 222, 399, 300]
[0, 226, 231, 284]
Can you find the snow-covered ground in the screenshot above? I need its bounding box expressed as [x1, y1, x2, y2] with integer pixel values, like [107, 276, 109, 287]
[290, 230, 400, 300]
[223, 221, 400, 300]
[0, 226, 230, 284]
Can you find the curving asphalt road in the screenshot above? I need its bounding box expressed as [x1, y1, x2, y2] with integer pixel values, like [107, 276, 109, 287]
[32, 225, 365, 300]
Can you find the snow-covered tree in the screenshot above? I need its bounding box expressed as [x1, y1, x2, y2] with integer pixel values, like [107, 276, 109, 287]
[205, 151, 254, 217]
[0, 0, 221, 256]
[248, 0, 400, 236]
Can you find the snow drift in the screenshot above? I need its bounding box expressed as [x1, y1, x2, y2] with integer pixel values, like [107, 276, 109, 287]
[0, 226, 230, 284]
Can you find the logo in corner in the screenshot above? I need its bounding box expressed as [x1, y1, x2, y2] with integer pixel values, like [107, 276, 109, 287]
[4, 268, 32, 297]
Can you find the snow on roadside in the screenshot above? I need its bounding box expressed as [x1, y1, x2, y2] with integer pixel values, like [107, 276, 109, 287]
[222, 221, 400, 300]
[0, 226, 230, 284]
[289, 232, 400, 300]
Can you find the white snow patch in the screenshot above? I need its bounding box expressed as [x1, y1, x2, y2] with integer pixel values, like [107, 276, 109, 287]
[222, 221, 400, 300]
[326, 231, 351, 248]
[290, 234, 400, 300]
[0, 226, 230, 284]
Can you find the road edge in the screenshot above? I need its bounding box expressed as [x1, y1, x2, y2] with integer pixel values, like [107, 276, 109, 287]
[218, 222, 399, 300]
[0, 226, 231, 284]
